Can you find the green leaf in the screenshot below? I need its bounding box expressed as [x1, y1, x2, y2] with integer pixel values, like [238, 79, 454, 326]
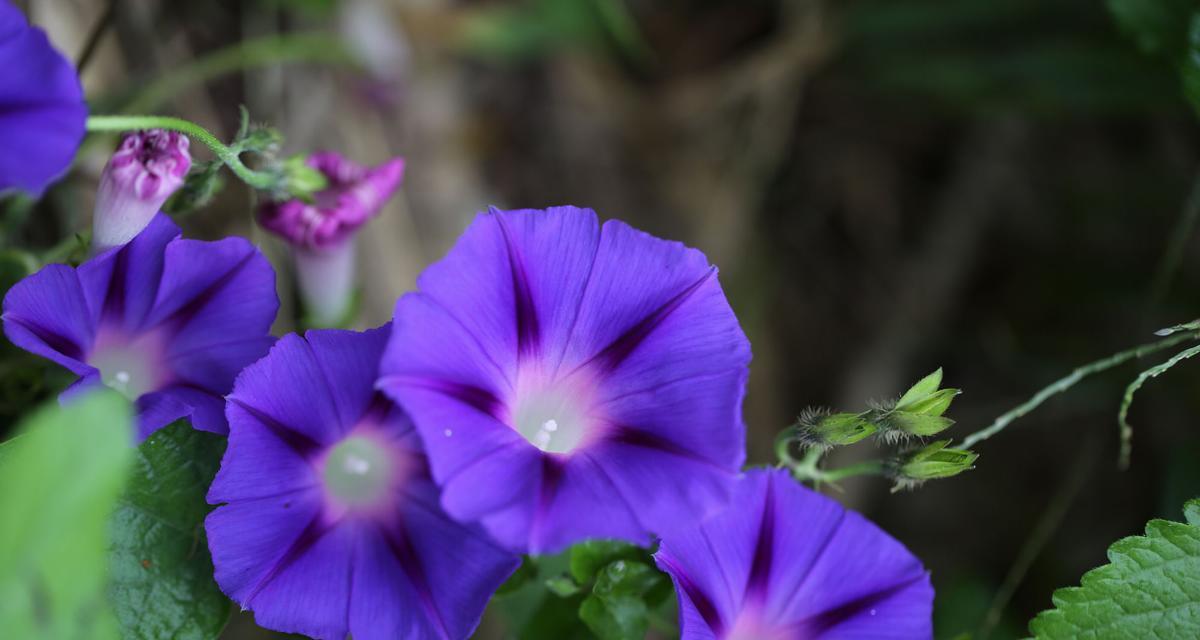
[108, 421, 231, 640]
[0, 391, 134, 640]
[569, 539, 644, 584]
[546, 574, 583, 598]
[1030, 498, 1200, 638]
[578, 560, 670, 640]
[896, 368, 943, 409]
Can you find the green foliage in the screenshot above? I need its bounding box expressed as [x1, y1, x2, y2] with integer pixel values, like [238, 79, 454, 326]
[0, 392, 134, 640]
[108, 421, 231, 640]
[490, 540, 677, 640]
[578, 559, 674, 640]
[1106, 0, 1200, 115]
[1107, 0, 1194, 56]
[1030, 498, 1200, 638]
[458, 0, 651, 64]
[844, 0, 1177, 114]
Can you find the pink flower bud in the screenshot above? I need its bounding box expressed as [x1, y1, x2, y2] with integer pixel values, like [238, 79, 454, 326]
[257, 152, 405, 327]
[92, 130, 191, 251]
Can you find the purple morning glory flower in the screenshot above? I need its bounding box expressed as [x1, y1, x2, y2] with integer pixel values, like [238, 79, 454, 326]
[1, 214, 278, 439]
[378, 206, 751, 553]
[206, 325, 518, 640]
[0, 0, 87, 196]
[258, 152, 404, 326]
[655, 469, 934, 639]
[93, 130, 192, 251]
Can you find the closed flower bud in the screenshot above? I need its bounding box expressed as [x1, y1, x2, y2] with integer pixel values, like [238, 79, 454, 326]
[811, 412, 878, 447]
[257, 152, 404, 327]
[891, 440, 978, 491]
[93, 130, 191, 251]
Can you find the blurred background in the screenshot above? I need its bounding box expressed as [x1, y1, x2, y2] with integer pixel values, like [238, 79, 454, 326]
[4, 0, 1200, 638]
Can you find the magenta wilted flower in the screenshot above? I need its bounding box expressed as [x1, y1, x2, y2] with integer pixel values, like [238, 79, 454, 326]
[0, 0, 86, 195]
[378, 206, 750, 553]
[2, 214, 277, 439]
[93, 130, 192, 251]
[655, 469, 933, 639]
[207, 326, 518, 640]
[258, 152, 404, 326]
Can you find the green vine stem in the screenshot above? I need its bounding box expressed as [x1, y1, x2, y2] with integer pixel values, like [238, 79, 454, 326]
[1116, 342, 1200, 469]
[956, 330, 1200, 451]
[779, 445, 886, 485]
[85, 115, 276, 191]
[116, 33, 355, 114]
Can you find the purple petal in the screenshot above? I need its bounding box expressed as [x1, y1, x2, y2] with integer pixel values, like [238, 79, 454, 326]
[226, 333, 346, 446]
[2, 264, 97, 375]
[135, 389, 194, 440]
[0, 2, 86, 195]
[654, 470, 933, 639]
[207, 492, 353, 640]
[304, 326, 392, 431]
[208, 400, 321, 504]
[349, 496, 518, 640]
[81, 213, 180, 332]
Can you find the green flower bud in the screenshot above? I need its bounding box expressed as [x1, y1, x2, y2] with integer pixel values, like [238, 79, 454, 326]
[813, 412, 878, 446]
[891, 439, 978, 490]
[282, 155, 330, 200]
[896, 387, 960, 416]
[889, 412, 954, 436]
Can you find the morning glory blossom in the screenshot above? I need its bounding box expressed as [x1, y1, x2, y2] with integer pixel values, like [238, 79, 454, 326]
[655, 469, 934, 639]
[378, 206, 751, 553]
[0, 0, 87, 195]
[1, 214, 277, 439]
[206, 325, 518, 640]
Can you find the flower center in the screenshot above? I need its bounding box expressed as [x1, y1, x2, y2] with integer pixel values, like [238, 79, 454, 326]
[88, 330, 170, 400]
[322, 436, 395, 509]
[726, 608, 789, 640]
[512, 384, 591, 454]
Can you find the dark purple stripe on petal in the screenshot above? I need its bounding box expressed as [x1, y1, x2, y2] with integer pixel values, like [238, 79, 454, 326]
[383, 375, 505, 421]
[607, 426, 729, 473]
[744, 475, 776, 601]
[795, 573, 928, 636]
[160, 253, 255, 333]
[530, 456, 564, 551]
[581, 268, 714, 375]
[229, 398, 323, 458]
[3, 316, 86, 362]
[378, 522, 452, 640]
[243, 511, 334, 606]
[655, 553, 726, 636]
[493, 212, 541, 358]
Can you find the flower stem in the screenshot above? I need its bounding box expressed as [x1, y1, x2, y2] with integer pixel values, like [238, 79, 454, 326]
[85, 115, 275, 190]
[116, 33, 355, 114]
[956, 330, 1200, 450]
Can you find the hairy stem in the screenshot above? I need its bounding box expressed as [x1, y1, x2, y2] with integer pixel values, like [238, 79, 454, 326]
[85, 115, 276, 190]
[957, 331, 1200, 450]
